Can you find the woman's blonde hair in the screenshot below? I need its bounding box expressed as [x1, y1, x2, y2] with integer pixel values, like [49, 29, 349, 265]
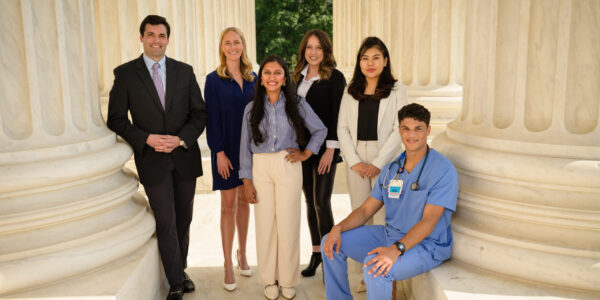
[216, 27, 254, 82]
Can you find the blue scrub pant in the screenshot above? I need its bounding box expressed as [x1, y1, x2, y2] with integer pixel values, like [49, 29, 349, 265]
[321, 225, 442, 300]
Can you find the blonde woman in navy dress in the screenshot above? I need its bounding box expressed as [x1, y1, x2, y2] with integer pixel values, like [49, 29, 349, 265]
[204, 27, 256, 292]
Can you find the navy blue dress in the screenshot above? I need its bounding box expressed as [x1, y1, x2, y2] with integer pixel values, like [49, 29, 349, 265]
[205, 70, 256, 190]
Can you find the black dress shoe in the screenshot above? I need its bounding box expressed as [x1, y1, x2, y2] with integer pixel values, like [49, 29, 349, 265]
[166, 284, 183, 300]
[183, 272, 195, 293]
[301, 252, 322, 277]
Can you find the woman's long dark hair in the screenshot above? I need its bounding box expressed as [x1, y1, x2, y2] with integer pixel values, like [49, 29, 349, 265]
[250, 55, 306, 147]
[347, 37, 397, 101]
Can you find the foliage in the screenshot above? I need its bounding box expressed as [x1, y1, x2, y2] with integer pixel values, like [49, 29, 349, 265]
[256, 0, 333, 67]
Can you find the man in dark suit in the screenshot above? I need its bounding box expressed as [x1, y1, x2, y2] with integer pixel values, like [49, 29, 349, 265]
[107, 15, 206, 300]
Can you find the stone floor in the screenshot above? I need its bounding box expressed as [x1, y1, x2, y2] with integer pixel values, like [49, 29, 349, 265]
[182, 191, 366, 300]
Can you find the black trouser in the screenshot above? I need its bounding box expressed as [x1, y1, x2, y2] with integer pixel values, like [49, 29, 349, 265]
[301, 152, 338, 247]
[144, 158, 196, 286]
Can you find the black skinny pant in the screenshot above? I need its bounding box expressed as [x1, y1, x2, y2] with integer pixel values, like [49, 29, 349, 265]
[143, 158, 196, 286]
[301, 152, 339, 246]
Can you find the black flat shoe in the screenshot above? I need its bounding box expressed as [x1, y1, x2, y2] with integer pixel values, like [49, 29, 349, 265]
[301, 252, 322, 277]
[183, 272, 195, 293]
[166, 284, 183, 300]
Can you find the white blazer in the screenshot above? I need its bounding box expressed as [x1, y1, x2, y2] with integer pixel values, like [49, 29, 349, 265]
[337, 81, 408, 169]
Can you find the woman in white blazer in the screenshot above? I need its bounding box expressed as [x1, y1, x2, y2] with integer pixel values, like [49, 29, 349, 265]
[338, 37, 408, 226]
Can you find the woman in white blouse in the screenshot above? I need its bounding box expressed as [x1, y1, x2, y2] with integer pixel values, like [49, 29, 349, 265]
[338, 36, 408, 225]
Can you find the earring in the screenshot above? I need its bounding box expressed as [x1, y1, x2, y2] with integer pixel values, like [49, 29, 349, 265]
[282, 82, 286, 87]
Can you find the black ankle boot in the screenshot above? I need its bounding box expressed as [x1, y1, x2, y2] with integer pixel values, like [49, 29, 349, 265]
[301, 252, 322, 277]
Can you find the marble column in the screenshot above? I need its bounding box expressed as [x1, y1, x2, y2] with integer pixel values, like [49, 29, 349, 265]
[94, 0, 257, 97]
[433, 0, 600, 293]
[333, 0, 465, 138]
[0, 0, 157, 297]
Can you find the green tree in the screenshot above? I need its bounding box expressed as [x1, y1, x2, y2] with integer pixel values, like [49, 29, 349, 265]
[256, 0, 332, 68]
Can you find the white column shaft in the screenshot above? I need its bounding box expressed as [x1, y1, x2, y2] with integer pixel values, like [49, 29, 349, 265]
[94, 0, 257, 95]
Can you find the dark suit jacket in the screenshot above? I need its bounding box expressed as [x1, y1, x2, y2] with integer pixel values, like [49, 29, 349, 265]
[298, 68, 346, 159]
[107, 55, 207, 186]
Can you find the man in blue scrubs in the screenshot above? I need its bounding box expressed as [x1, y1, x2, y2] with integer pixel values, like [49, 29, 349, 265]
[322, 103, 459, 300]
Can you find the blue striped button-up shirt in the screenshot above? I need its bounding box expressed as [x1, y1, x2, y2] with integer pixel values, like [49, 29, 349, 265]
[239, 92, 327, 179]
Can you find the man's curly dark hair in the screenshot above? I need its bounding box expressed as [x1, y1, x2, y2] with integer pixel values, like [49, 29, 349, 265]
[397, 103, 431, 126]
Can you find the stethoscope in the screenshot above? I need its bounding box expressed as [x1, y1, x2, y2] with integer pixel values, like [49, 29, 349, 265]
[382, 145, 429, 191]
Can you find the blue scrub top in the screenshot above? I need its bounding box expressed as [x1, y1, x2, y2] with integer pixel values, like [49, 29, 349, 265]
[370, 148, 459, 261]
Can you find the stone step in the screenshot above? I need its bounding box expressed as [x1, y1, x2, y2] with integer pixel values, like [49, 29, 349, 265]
[401, 260, 599, 300]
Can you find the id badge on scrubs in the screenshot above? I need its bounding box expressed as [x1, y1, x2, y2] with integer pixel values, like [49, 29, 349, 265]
[388, 179, 403, 199]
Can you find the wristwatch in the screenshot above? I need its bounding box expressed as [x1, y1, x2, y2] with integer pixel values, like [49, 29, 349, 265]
[179, 139, 187, 149]
[393, 241, 406, 256]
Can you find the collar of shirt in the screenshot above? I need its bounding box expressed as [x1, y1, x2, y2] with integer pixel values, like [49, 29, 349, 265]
[225, 70, 237, 82]
[264, 91, 286, 108]
[298, 65, 319, 98]
[143, 54, 166, 78]
[300, 64, 320, 82]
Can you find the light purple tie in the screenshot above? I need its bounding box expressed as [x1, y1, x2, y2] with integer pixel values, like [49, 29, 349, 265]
[152, 63, 165, 109]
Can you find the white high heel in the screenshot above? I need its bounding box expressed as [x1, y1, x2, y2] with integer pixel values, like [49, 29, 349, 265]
[224, 261, 236, 292]
[236, 249, 253, 277]
[223, 282, 237, 292]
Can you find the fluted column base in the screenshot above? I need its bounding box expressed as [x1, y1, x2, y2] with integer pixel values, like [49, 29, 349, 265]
[3, 237, 165, 300]
[0, 137, 160, 296]
[430, 132, 600, 295]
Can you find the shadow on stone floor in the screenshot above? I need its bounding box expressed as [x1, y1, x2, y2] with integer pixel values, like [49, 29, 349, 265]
[183, 264, 365, 300]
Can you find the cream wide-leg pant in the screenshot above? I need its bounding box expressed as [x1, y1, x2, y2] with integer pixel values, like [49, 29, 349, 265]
[252, 151, 302, 287]
[345, 141, 386, 224]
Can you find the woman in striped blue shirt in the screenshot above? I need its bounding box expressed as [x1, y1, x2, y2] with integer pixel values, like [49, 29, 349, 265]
[239, 55, 327, 300]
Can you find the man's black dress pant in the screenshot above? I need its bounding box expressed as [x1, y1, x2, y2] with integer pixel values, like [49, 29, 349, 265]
[144, 158, 196, 286]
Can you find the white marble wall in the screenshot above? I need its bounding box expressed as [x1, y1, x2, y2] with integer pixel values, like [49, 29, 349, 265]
[0, 0, 156, 295]
[333, 0, 465, 138]
[433, 0, 600, 292]
[94, 0, 257, 95]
